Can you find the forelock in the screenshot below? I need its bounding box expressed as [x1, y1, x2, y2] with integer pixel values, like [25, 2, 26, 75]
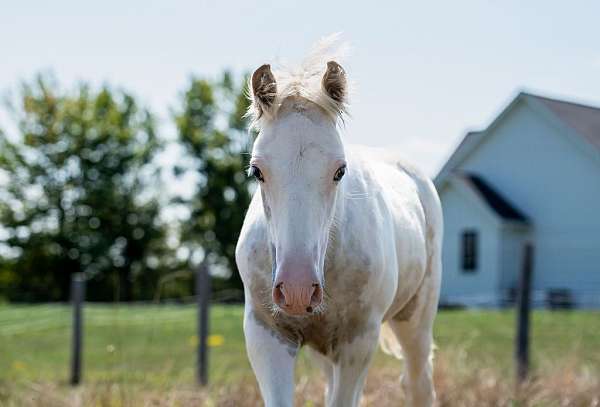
[246, 34, 350, 131]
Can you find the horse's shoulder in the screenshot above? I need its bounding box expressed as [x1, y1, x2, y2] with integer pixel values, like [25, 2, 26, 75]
[346, 143, 443, 258]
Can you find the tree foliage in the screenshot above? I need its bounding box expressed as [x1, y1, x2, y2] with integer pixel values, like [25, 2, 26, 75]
[0, 71, 254, 302]
[0, 76, 168, 301]
[174, 72, 253, 295]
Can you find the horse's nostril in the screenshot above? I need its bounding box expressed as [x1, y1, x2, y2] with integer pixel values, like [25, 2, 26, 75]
[310, 284, 323, 307]
[273, 282, 286, 306]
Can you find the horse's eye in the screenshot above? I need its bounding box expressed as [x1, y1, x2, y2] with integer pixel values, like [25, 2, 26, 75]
[333, 165, 346, 182]
[249, 165, 264, 182]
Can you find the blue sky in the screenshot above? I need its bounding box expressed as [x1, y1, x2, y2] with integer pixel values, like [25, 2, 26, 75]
[1, 1, 599, 176]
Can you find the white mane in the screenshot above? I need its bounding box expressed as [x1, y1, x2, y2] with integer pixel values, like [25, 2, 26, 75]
[247, 34, 350, 130]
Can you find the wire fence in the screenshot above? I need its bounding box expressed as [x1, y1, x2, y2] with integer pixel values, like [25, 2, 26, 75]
[1, 260, 599, 395]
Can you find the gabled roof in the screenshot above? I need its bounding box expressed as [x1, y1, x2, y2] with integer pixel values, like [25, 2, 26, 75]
[435, 91, 600, 187]
[460, 173, 529, 223]
[529, 94, 600, 150]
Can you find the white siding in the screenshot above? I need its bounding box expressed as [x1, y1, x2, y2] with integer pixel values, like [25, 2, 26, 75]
[498, 225, 530, 303]
[459, 101, 600, 307]
[439, 182, 502, 307]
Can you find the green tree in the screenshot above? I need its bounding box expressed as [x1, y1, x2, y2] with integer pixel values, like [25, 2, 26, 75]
[174, 72, 252, 296]
[0, 76, 168, 301]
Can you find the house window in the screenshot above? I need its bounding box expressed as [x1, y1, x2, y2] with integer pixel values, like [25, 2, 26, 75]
[461, 230, 478, 272]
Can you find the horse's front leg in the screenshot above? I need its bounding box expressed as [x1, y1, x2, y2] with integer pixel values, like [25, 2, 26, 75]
[328, 322, 380, 407]
[243, 307, 298, 407]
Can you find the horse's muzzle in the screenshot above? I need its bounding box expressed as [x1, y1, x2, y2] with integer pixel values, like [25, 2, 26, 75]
[272, 281, 323, 316]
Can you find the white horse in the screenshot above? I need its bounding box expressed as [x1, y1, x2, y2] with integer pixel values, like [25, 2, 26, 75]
[236, 39, 443, 407]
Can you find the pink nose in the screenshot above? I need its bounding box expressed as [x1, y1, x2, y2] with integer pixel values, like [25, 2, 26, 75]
[272, 280, 323, 315]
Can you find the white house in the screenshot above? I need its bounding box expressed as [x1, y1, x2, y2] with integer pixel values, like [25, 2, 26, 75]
[435, 92, 600, 308]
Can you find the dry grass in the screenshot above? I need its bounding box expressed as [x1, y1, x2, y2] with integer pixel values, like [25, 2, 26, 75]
[2, 306, 599, 406]
[3, 351, 599, 407]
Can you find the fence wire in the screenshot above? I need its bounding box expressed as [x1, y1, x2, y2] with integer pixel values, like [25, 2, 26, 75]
[1, 288, 599, 390]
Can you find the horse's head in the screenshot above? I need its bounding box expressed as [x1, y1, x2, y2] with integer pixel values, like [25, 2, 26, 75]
[249, 61, 348, 316]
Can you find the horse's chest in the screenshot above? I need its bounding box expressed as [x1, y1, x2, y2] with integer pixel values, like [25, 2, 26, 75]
[245, 229, 377, 358]
[270, 309, 368, 358]
[251, 276, 372, 358]
[271, 316, 338, 355]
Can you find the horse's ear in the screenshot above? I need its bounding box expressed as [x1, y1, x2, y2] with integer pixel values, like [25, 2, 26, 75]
[322, 61, 347, 104]
[251, 64, 277, 117]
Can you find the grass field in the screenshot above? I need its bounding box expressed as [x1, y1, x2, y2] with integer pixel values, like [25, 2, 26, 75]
[1, 304, 599, 406]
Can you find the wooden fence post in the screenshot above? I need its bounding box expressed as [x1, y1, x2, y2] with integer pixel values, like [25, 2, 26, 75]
[70, 272, 86, 386]
[515, 243, 534, 384]
[196, 261, 211, 386]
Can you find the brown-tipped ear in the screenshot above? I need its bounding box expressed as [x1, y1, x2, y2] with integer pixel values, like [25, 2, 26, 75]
[322, 61, 347, 103]
[251, 64, 277, 117]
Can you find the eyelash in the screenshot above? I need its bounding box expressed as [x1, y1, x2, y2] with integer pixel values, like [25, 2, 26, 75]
[249, 165, 264, 182]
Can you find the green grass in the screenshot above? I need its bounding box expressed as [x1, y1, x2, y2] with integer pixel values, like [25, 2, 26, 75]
[1, 304, 599, 388]
[0, 304, 249, 386]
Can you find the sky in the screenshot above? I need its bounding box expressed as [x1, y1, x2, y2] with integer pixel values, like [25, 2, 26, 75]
[1, 1, 600, 177]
